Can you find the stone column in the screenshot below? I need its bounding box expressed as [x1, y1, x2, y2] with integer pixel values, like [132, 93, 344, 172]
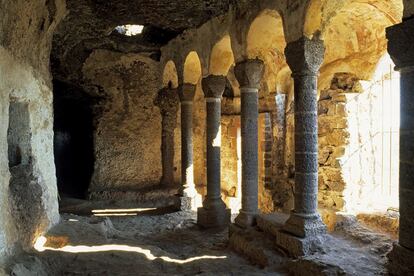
[234, 59, 264, 227]
[386, 18, 414, 275]
[154, 87, 179, 187]
[276, 36, 327, 257]
[177, 84, 197, 209]
[197, 75, 231, 228]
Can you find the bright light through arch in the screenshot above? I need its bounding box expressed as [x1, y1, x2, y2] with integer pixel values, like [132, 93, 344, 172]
[115, 24, 144, 36]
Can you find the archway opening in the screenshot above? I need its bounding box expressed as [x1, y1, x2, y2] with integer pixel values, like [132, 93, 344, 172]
[246, 9, 287, 95]
[341, 54, 400, 214]
[162, 60, 179, 89]
[209, 35, 234, 76]
[183, 51, 202, 85]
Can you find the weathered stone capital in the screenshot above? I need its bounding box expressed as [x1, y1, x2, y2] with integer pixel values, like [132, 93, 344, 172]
[202, 75, 226, 99]
[285, 36, 325, 77]
[154, 87, 179, 114]
[387, 18, 414, 71]
[234, 59, 264, 89]
[177, 83, 196, 102]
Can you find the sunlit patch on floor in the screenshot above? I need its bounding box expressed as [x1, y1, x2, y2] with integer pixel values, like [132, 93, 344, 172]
[34, 236, 227, 264]
[91, 208, 158, 217]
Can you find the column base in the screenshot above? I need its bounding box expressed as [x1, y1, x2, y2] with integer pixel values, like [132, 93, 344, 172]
[275, 211, 327, 257]
[387, 243, 414, 275]
[197, 206, 231, 229]
[283, 212, 327, 238]
[234, 210, 258, 228]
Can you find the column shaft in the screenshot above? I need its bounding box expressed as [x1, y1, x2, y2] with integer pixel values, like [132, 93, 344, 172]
[385, 19, 414, 275]
[177, 84, 197, 210]
[161, 118, 175, 185]
[281, 36, 326, 239]
[293, 75, 319, 215]
[240, 88, 259, 216]
[398, 69, 414, 250]
[180, 101, 195, 196]
[154, 88, 178, 187]
[197, 75, 230, 228]
[205, 98, 222, 202]
[234, 59, 264, 227]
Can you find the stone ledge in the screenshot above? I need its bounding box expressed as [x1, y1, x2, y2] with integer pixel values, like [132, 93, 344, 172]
[229, 224, 287, 268]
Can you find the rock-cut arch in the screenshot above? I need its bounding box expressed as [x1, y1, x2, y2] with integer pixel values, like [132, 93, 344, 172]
[162, 60, 179, 88]
[209, 35, 234, 76]
[183, 51, 202, 85]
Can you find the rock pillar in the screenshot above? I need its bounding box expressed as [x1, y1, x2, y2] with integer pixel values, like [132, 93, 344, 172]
[197, 75, 231, 228]
[276, 36, 327, 257]
[154, 87, 179, 187]
[234, 59, 264, 227]
[386, 18, 414, 275]
[177, 84, 197, 209]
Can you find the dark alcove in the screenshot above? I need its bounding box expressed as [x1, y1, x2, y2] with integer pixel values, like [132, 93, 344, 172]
[53, 80, 95, 199]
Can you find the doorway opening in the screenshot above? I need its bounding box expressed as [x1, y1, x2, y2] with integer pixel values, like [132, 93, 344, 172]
[53, 80, 95, 199]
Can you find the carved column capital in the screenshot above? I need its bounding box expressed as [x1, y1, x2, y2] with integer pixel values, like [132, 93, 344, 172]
[285, 36, 325, 77]
[154, 87, 179, 115]
[234, 59, 265, 89]
[387, 18, 414, 71]
[202, 75, 226, 99]
[177, 83, 196, 103]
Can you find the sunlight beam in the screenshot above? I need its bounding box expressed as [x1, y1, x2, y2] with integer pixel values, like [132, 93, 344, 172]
[34, 236, 227, 264]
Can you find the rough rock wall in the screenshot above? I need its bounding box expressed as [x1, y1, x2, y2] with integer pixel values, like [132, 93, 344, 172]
[82, 50, 163, 193]
[0, 0, 66, 263]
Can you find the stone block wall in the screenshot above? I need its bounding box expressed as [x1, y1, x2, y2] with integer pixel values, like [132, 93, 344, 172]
[221, 115, 241, 211]
[259, 113, 274, 213]
[317, 74, 355, 211]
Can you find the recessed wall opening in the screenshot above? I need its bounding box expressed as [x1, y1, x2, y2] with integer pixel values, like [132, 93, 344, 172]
[53, 80, 95, 199]
[319, 54, 400, 216]
[8, 101, 31, 169]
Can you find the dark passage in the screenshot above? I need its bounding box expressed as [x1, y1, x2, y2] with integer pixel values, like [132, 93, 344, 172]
[53, 80, 95, 199]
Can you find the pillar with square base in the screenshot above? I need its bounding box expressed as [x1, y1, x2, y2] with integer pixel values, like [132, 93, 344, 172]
[177, 83, 198, 210]
[233, 59, 264, 228]
[154, 87, 179, 187]
[275, 36, 327, 257]
[197, 75, 231, 228]
[386, 18, 414, 275]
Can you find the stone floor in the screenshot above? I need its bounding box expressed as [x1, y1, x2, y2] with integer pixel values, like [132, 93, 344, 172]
[7, 200, 396, 275]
